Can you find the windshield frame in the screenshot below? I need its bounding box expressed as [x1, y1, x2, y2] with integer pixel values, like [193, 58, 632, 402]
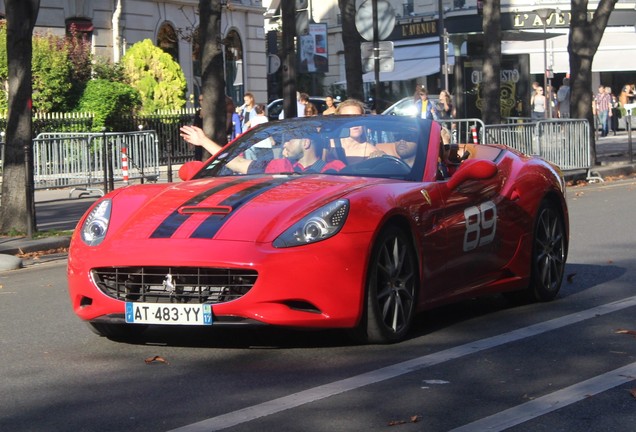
[193, 115, 433, 182]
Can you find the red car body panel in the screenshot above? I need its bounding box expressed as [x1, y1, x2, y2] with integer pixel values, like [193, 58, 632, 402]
[67, 116, 568, 335]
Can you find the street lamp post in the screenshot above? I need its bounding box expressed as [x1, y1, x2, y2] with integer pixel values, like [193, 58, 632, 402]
[535, 8, 555, 119]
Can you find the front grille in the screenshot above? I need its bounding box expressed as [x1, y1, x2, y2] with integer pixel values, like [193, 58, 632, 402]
[92, 267, 258, 304]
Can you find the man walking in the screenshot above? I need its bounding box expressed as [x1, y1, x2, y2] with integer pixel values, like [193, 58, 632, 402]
[556, 78, 570, 119]
[595, 85, 612, 137]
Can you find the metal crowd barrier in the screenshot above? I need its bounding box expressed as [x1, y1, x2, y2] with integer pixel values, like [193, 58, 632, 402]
[483, 119, 596, 180]
[33, 130, 160, 195]
[437, 118, 485, 144]
[482, 122, 537, 155]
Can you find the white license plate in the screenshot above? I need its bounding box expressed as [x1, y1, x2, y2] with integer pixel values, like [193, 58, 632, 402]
[125, 303, 213, 325]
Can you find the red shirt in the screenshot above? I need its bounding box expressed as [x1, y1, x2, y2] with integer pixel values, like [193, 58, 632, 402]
[264, 158, 345, 173]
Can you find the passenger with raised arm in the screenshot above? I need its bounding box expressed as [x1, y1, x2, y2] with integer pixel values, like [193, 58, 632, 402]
[179, 125, 344, 174]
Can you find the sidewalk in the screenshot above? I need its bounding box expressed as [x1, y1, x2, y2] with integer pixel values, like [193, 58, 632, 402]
[566, 130, 636, 182]
[1, 131, 636, 270]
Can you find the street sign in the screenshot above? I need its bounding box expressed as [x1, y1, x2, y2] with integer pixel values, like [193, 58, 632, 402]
[355, 0, 396, 42]
[360, 41, 394, 73]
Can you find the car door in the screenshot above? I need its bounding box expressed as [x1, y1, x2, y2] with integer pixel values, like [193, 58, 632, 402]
[433, 158, 519, 297]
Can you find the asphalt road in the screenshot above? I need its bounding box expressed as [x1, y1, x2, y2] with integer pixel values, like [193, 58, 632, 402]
[1, 178, 636, 432]
[34, 190, 101, 232]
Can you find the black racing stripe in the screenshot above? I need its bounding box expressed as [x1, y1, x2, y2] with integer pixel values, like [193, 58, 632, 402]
[191, 177, 292, 239]
[150, 177, 249, 238]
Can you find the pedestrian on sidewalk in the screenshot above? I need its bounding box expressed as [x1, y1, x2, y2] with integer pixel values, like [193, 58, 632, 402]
[531, 86, 546, 120]
[556, 78, 570, 119]
[608, 87, 621, 135]
[594, 85, 612, 137]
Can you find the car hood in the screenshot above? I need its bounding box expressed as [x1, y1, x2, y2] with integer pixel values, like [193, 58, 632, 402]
[106, 175, 376, 244]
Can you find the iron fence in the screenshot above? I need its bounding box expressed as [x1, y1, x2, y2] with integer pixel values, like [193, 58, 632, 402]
[112, 110, 196, 164]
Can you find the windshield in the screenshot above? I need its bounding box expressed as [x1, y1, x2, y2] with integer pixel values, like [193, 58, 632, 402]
[194, 115, 430, 181]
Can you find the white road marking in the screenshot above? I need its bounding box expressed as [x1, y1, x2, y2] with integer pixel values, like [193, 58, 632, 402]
[449, 361, 636, 432]
[168, 296, 636, 432]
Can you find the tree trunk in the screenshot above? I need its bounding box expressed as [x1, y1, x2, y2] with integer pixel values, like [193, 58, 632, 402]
[0, 0, 40, 235]
[568, 0, 617, 165]
[281, 0, 297, 118]
[481, 0, 501, 125]
[199, 0, 227, 159]
[338, 0, 364, 101]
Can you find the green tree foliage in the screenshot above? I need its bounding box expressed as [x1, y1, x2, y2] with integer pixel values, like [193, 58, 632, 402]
[92, 57, 126, 82]
[121, 39, 187, 114]
[0, 21, 91, 113]
[78, 79, 141, 131]
[31, 33, 73, 112]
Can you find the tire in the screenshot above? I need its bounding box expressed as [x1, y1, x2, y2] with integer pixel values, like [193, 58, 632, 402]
[527, 200, 567, 302]
[354, 226, 418, 344]
[87, 322, 148, 340]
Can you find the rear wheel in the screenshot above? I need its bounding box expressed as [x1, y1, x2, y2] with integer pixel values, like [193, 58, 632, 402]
[354, 226, 418, 344]
[528, 201, 567, 301]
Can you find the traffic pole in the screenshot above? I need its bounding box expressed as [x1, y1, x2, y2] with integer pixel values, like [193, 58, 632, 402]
[471, 126, 479, 145]
[121, 147, 129, 185]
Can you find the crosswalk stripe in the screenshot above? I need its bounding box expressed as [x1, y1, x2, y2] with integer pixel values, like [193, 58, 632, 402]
[449, 361, 636, 431]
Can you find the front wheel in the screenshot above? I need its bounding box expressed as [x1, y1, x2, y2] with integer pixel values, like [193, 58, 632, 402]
[353, 226, 418, 344]
[528, 201, 567, 302]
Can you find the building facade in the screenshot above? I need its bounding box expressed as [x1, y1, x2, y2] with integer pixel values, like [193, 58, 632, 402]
[0, 0, 269, 107]
[264, 0, 636, 116]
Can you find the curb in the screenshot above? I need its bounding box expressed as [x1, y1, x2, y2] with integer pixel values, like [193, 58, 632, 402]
[564, 162, 636, 183]
[0, 235, 71, 256]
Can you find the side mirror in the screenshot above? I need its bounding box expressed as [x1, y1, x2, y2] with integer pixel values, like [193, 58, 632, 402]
[178, 161, 204, 181]
[447, 159, 497, 190]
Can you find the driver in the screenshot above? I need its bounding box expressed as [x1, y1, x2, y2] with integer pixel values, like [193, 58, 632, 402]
[179, 125, 344, 174]
[394, 139, 418, 167]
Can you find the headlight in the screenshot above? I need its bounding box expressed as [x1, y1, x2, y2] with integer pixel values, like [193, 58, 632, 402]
[273, 199, 349, 248]
[80, 199, 112, 246]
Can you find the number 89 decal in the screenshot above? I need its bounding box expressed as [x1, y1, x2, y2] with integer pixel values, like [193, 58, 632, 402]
[463, 201, 497, 252]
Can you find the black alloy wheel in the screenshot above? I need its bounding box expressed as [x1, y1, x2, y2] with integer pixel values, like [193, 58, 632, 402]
[529, 200, 567, 302]
[359, 225, 418, 344]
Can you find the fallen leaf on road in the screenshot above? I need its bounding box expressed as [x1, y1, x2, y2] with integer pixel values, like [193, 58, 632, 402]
[566, 273, 576, 283]
[144, 355, 169, 365]
[629, 389, 636, 399]
[17, 247, 68, 259]
[615, 329, 636, 337]
[388, 415, 421, 426]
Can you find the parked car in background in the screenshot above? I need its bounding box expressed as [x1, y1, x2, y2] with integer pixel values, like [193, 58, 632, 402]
[382, 95, 439, 117]
[266, 97, 339, 121]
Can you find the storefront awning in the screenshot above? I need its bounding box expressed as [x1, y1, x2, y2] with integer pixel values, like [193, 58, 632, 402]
[361, 42, 454, 83]
[502, 29, 636, 74]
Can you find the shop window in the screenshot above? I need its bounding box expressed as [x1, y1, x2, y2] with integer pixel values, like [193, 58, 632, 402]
[66, 18, 93, 42]
[223, 30, 244, 102]
[157, 22, 179, 62]
[403, 1, 414, 16]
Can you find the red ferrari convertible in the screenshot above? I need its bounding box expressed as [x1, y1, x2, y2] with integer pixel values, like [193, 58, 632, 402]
[67, 115, 568, 344]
